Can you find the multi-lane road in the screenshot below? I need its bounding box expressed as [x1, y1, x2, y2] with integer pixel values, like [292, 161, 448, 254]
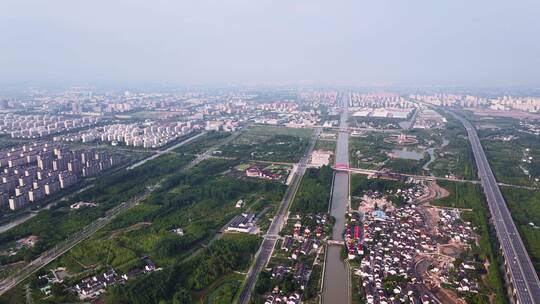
[452, 111, 540, 304]
[237, 127, 321, 304]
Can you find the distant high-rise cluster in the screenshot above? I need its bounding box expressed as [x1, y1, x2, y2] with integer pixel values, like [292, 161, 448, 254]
[0, 114, 100, 139]
[0, 143, 119, 211]
[410, 94, 540, 113]
[57, 122, 195, 149]
[300, 91, 338, 107]
[349, 93, 415, 109]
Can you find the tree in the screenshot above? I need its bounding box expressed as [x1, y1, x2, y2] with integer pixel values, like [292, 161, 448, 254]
[172, 288, 191, 304]
[255, 271, 272, 294]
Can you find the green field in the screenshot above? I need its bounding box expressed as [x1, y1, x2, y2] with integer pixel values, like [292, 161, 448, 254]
[502, 187, 540, 274]
[426, 115, 477, 180]
[105, 233, 261, 304]
[220, 125, 313, 163]
[204, 273, 244, 304]
[349, 133, 392, 169]
[174, 131, 231, 155]
[314, 139, 336, 152]
[459, 113, 539, 186]
[480, 130, 540, 187]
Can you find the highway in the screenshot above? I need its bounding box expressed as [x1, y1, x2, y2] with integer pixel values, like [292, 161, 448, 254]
[127, 131, 207, 169]
[451, 111, 540, 304]
[182, 128, 243, 172]
[237, 127, 321, 304]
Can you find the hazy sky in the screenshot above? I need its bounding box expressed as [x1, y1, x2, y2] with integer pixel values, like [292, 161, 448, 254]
[1, 0, 540, 87]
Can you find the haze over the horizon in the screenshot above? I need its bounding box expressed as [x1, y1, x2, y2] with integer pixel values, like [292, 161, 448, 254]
[2, 0, 540, 87]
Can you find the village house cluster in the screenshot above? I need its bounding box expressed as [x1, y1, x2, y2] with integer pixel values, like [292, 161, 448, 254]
[519, 120, 540, 136]
[245, 164, 290, 183]
[0, 114, 100, 139]
[0, 143, 119, 211]
[70, 259, 160, 299]
[350, 183, 482, 303]
[356, 204, 434, 303]
[264, 214, 328, 303]
[57, 121, 195, 148]
[428, 210, 479, 294]
[0, 235, 40, 257]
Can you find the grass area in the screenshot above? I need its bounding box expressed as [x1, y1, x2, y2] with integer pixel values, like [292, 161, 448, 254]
[425, 111, 478, 180]
[174, 131, 231, 155]
[349, 133, 392, 169]
[349, 131, 432, 175]
[350, 174, 410, 208]
[385, 156, 429, 175]
[314, 139, 336, 152]
[203, 273, 245, 304]
[459, 111, 539, 187]
[432, 181, 508, 304]
[501, 187, 540, 274]
[479, 130, 540, 187]
[220, 125, 312, 163]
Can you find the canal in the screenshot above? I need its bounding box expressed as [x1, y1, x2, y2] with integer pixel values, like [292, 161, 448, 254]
[322, 96, 350, 304]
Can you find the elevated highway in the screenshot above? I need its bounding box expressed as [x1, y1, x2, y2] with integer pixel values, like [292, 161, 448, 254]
[451, 111, 540, 304]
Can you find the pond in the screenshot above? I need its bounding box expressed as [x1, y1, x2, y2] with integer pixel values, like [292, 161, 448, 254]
[389, 148, 425, 160]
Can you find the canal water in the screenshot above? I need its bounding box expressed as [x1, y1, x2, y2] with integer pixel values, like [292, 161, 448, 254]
[322, 99, 350, 304]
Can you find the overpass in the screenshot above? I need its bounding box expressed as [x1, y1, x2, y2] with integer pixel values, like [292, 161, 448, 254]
[336, 166, 538, 190]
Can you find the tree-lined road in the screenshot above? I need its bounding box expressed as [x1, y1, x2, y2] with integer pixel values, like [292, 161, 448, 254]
[237, 127, 321, 304]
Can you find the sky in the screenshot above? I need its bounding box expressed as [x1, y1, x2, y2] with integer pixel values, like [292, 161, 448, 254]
[1, 0, 540, 87]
